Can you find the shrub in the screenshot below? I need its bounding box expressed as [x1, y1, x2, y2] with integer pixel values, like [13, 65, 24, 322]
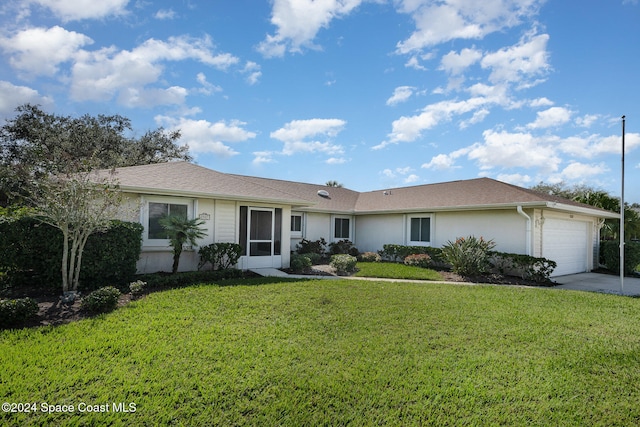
[305, 252, 323, 265]
[129, 280, 147, 296]
[0, 217, 143, 292]
[296, 238, 327, 256]
[489, 252, 557, 283]
[290, 253, 312, 273]
[358, 252, 381, 262]
[330, 254, 358, 276]
[198, 242, 243, 271]
[600, 240, 640, 275]
[441, 236, 496, 276]
[0, 297, 39, 328]
[379, 244, 443, 263]
[328, 239, 359, 256]
[81, 286, 121, 313]
[404, 253, 432, 268]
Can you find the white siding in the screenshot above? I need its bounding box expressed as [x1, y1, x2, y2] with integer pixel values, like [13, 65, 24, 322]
[214, 200, 236, 243]
[355, 214, 404, 253]
[433, 210, 527, 254]
[305, 212, 332, 241]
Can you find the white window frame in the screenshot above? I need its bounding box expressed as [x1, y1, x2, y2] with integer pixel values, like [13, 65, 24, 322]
[406, 214, 433, 246]
[290, 212, 303, 238]
[331, 215, 352, 241]
[141, 196, 195, 248]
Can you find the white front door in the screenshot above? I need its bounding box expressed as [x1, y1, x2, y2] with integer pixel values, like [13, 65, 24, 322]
[247, 208, 275, 268]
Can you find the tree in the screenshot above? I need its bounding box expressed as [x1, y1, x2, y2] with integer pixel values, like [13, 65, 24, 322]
[0, 104, 191, 205]
[29, 170, 134, 298]
[159, 215, 207, 274]
[325, 180, 343, 188]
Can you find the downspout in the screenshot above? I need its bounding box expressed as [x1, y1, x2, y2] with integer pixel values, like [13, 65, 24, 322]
[517, 206, 532, 256]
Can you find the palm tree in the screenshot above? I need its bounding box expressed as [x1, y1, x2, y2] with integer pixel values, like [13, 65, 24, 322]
[159, 215, 207, 274]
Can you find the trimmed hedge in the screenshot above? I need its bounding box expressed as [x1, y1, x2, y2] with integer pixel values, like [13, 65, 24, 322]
[135, 269, 243, 289]
[600, 240, 640, 275]
[489, 252, 557, 283]
[0, 216, 143, 292]
[330, 254, 357, 276]
[0, 297, 39, 328]
[81, 286, 121, 313]
[378, 244, 444, 263]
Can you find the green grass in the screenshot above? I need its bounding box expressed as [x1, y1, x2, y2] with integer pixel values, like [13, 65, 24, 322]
[355, 261, 444, 280]
[3, 278, 640, 425]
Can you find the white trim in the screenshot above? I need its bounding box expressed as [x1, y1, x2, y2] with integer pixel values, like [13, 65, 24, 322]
[141, 195, 196, 249]
[331, 215, 353, 241]
[290, 211, 303, 238]
[405, 213, 433, 246]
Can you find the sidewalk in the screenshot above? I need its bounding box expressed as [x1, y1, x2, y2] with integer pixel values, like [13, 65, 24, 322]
[251, 268, 640, 297]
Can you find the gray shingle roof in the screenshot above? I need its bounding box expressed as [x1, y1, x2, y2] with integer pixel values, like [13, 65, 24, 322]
[96, 162, 618, 218]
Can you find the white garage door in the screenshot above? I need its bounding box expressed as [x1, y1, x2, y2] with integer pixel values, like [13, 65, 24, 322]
[543, 218, 589, 277]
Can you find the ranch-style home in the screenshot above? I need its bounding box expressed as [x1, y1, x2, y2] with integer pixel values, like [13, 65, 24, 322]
[99, 162, 619, 277]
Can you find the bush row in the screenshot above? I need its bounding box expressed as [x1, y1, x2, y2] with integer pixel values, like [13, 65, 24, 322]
[134, 269, 243, 289]
[0, 297, 38, 329]
[0, 215, 143, 292]
[600, 240, 640, 275]
[378, 244, 444, 263]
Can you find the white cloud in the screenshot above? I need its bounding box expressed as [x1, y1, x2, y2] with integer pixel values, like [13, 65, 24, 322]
[70, 35, 239, 105]
[30, 0, 130, 21]
[196, 72, 222, 95]
[496, 173, 532, 187]
[386, 86, 415, 106]
[529, 97, 554, 107]
[439, 48, 482, 75]
[422, 153, 456, 170]
[156, 115, 256, 157]
[575, 114, 600, 128]
[0, 81, 53, 115]
[326, 157, 347, 164]
[561, 162, 609, 180]
[252, 151, 276, 165]
[155, 9, 176, 20]
[118, 86, 188, 108]
[396, 0, 544, 54]
[377, 96, 494, 148]
[480, 32, 550, 85]
[467, 129, 561, 172]
[270, 118, 346, 158]
[243, 61, 262, 85]
[460, 108, 490, 128]
[405, 174, 420, 183]
[257, 0, 364, 57]
[526, 106, 572, 129]
[0, 26, 93, 76]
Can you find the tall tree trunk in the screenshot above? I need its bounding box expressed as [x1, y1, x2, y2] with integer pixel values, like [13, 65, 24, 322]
[61, 226, 70, 293]
[72, 231, 91, 292]
[172, 247, 182, 274]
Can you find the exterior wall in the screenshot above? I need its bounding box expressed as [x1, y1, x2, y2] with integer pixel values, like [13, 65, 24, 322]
[355, 214, 405, 253]
[432, 210, 527, 254]
[305, 212, 332, 242]
[133, 194, 292, 273]
[355, 210, 528, 255]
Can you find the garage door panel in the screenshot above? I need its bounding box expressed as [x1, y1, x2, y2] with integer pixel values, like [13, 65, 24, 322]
[543, 219, 589, 277]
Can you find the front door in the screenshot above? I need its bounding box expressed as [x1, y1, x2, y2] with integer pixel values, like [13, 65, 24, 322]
[247, 208, 275, 268]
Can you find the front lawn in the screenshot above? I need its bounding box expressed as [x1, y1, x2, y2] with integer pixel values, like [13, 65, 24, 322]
[354, 261, 444, 280]
[2, 278, 640, 425]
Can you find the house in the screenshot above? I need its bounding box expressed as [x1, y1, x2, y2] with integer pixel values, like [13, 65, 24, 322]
[98, 162, 619, 277]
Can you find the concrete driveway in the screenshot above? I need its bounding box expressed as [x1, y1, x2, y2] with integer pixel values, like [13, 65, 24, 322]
[554, 273, 640, 296]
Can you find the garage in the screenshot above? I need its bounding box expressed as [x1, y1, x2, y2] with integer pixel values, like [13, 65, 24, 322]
[542, 218, 590, 277]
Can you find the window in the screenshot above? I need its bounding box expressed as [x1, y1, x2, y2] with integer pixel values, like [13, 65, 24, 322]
[334, 217, 350, 239]
[148, 202, 188, 239]
[291, 215, 302, 233]
[409, 217, 431, 243]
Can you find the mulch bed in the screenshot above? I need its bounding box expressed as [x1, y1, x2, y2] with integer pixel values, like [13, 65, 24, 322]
[4, 269, 555, 330]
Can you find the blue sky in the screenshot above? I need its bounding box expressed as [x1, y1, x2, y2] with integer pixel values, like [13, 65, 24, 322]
[1, 0, 639, 201]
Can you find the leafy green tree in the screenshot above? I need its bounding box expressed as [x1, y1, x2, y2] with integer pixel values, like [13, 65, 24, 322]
[325, 180, 343, 188]
[0, 104, 191, 205]
[29, 170, 135, 298]
[159, 215, 207, 274]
